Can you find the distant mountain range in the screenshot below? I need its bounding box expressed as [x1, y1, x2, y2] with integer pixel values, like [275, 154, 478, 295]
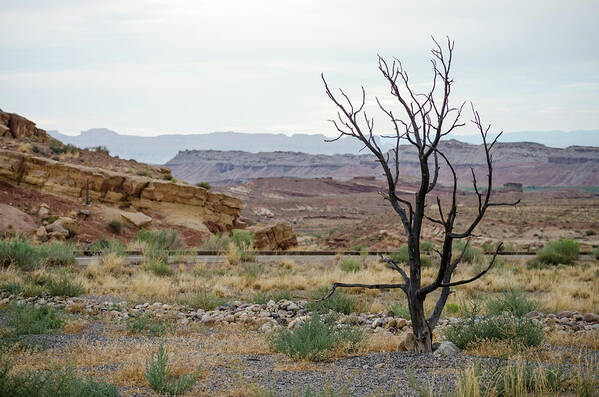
[48, 128, 599, 164]
[165, 140, 599, 187]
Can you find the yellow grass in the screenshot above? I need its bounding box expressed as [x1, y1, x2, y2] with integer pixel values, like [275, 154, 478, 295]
[1, 256, 597, 313]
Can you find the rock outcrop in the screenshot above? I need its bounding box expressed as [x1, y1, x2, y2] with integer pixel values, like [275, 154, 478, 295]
[249, 222, 297, 250]
[0, 150, 242, 232]
[0, 109, 48, 142]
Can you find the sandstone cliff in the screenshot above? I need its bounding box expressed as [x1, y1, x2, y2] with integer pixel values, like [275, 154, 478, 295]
[0, 150, 242, 232]
[0, 109, 49, 142]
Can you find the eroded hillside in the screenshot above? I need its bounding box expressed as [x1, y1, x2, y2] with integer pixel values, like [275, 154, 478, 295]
[166, 140, 599, 187]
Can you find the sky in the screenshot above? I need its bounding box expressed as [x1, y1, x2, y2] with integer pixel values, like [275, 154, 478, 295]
[1, 0, 598, 137]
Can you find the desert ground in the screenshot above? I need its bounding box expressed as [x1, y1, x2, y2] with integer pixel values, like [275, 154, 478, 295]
[1, 197, 598, 395]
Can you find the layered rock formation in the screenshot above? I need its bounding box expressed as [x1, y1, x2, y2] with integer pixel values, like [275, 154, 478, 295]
[249, 222, 298, 250]
[0, 109, 48, 142]
[166, 141, 599, 187]
[0, 150, 242, 232]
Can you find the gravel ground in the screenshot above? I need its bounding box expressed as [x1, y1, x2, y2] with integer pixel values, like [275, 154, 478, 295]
[2, 315, 598, 397]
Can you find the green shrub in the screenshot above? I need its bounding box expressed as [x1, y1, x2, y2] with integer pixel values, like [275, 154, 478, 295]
[231, 229, 254, 249]
[443, 313, 544, 349]
[388, 303, 411, 319]
[593, 246, 599, 260]
[0, 238, 41, 270]
[200, 234, 231, 252]
[196, 182, 211, 190]
[445, 302, 460, 315]
[181, 290, 224, 311]
[45, 274, 85, 297]
[388, 245, 431, 266]
[48, 138, 65, 154]
[486, 288, 538, 317]
[39, 242, 77, 267]
[0, 358, 118, 397]
[420, 241, 435, 252]
[307, 289, 361, 315]
[271, 314, 363, 361]
[251, 290, 293, 304]
[341, 257, 360, 272]
[135, 229, 184, 251]
[145, 340, 199, 395]
[452, 240, 484, 264]
[91, 145, 109, 155]
[536, 239, 579, 265]
[106, 220, 122, 234]
[22, 284, 45, 298]
[89, 238, 126, 257]
[6, 303, 64, 335]
[127, 315, 168, 336]
[1, 281, 23, 295]
[145, 258, 172, 277]
[244, 262, 264, 279]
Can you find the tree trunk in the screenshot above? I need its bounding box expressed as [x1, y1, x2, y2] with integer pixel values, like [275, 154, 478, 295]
[408, 294, 433, 353]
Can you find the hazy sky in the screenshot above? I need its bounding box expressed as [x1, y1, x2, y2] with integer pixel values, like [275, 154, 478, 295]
[1, 1, 598, 136]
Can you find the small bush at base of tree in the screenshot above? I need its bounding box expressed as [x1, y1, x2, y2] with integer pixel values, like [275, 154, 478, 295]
[443, 313, 544, 350]
[271, 314, 364, 361]
[536, 239, 579, 265]
[486, 288, 538, 317]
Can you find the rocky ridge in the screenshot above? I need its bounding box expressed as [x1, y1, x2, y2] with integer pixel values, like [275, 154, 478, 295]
[166, 141, 599, 187]
[0, 109, 49, 142]
[0, 149, 243, 232]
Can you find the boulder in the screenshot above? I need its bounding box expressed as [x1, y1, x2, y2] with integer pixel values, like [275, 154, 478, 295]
[0, 203, 37, 234]
[45, 222, 69, 237]
[38, 203, 51, 218]
[120, 211, 152, 228]
[54, 217, 77, 232]
[249, 222, 298, 250]
[583, 313, 599, 323]
[433, 341, 460, 356]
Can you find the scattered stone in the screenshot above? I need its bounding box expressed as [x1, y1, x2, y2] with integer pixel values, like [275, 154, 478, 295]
[121, 211, 152, 228]
[583, 313, 599, 322]
[38, 203, 50, 218]
[36, 225, 47, 239]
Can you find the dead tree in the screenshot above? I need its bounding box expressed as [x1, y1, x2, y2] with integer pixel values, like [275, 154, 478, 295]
[320, 37, 519, 354]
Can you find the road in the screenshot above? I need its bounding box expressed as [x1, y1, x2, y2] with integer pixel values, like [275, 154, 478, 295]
[74, 253, 595, 266]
